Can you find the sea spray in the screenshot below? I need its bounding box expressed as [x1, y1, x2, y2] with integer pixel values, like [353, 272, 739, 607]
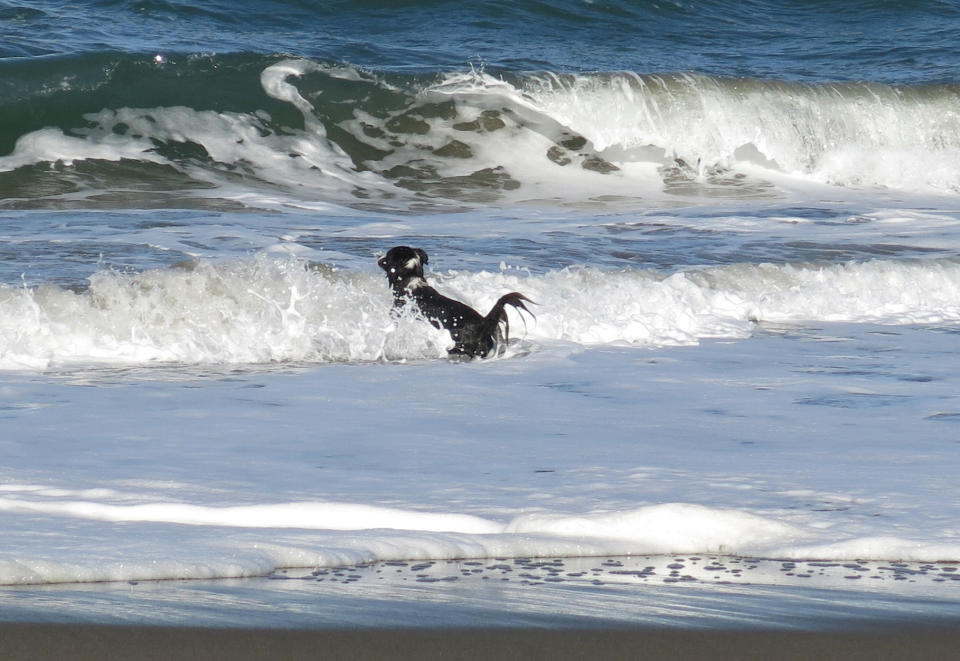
[0, 256, 448, 368]
[3, 255, 960, 369]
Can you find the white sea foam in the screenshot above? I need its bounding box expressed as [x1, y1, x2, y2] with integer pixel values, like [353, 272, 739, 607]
[0, 492, 800, 555]
[506, 503, 808, 554]
[0, 492, 826, 585]
[0, 497, 501, 534]
[516, 72, 960, 193]
[0, 256, 448, 368]
[1, 490, 956, 586]
[2, 255, 960, 369]
[0, 126, 166, 171]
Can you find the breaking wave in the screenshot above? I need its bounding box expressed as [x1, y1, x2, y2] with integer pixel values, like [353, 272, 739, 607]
[2, 254, 960, 369]
[3, 55, 960, 212]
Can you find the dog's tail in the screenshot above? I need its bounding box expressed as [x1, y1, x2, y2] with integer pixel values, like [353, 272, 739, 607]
[482, 292, 536, 350]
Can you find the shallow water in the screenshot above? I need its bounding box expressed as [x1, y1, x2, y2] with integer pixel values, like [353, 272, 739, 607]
[2, 2, 960, 625]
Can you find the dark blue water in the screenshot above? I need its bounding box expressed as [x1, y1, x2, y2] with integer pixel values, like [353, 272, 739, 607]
[3, 0, 958, 83]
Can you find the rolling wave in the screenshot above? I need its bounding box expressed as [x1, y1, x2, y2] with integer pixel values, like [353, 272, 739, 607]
[2, 254, 959, 369]
[3, 56, 960, 212]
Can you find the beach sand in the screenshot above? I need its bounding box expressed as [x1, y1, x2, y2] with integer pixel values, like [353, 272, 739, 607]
[3, 623, 960, 661]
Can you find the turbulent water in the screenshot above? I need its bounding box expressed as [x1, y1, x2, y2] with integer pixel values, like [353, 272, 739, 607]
[2, 1, 960, 622]
[5, 55, 960, 212]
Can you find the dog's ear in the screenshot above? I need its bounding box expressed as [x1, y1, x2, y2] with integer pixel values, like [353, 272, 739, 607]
[416, 248, 428, 266]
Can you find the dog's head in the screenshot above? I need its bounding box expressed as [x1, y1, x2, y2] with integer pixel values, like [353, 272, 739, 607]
[378, 246, 429, 290]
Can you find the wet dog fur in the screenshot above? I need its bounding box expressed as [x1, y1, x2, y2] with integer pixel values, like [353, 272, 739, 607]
[378, 246, 534, 358]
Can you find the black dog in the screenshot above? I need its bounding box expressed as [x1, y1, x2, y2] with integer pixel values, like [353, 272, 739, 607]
[378, 246, 533, 358]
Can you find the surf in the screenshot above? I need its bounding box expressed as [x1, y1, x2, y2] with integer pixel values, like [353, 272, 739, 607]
[3, 254, 960, 370]
[4, 56, 960, 214]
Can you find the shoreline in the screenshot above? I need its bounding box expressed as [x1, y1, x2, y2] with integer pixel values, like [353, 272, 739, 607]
[4, 556, 960, 631]
[4, 556, 960, 659]
[4, 623, 960, 661]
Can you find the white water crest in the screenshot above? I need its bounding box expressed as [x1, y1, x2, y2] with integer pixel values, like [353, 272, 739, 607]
[4, 61, 960, 213]
[514, 71, 960, 192]
[1, 479, 957, 586]
[0, 256, 446, 368]
[2, 255, 960, 369]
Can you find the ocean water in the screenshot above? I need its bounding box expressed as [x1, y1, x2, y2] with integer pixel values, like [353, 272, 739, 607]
[2, 0, 960, 626]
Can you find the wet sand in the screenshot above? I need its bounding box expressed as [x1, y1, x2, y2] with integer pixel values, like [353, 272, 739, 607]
[3, 623, 960, 661]
[3, 556, 960, 659]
